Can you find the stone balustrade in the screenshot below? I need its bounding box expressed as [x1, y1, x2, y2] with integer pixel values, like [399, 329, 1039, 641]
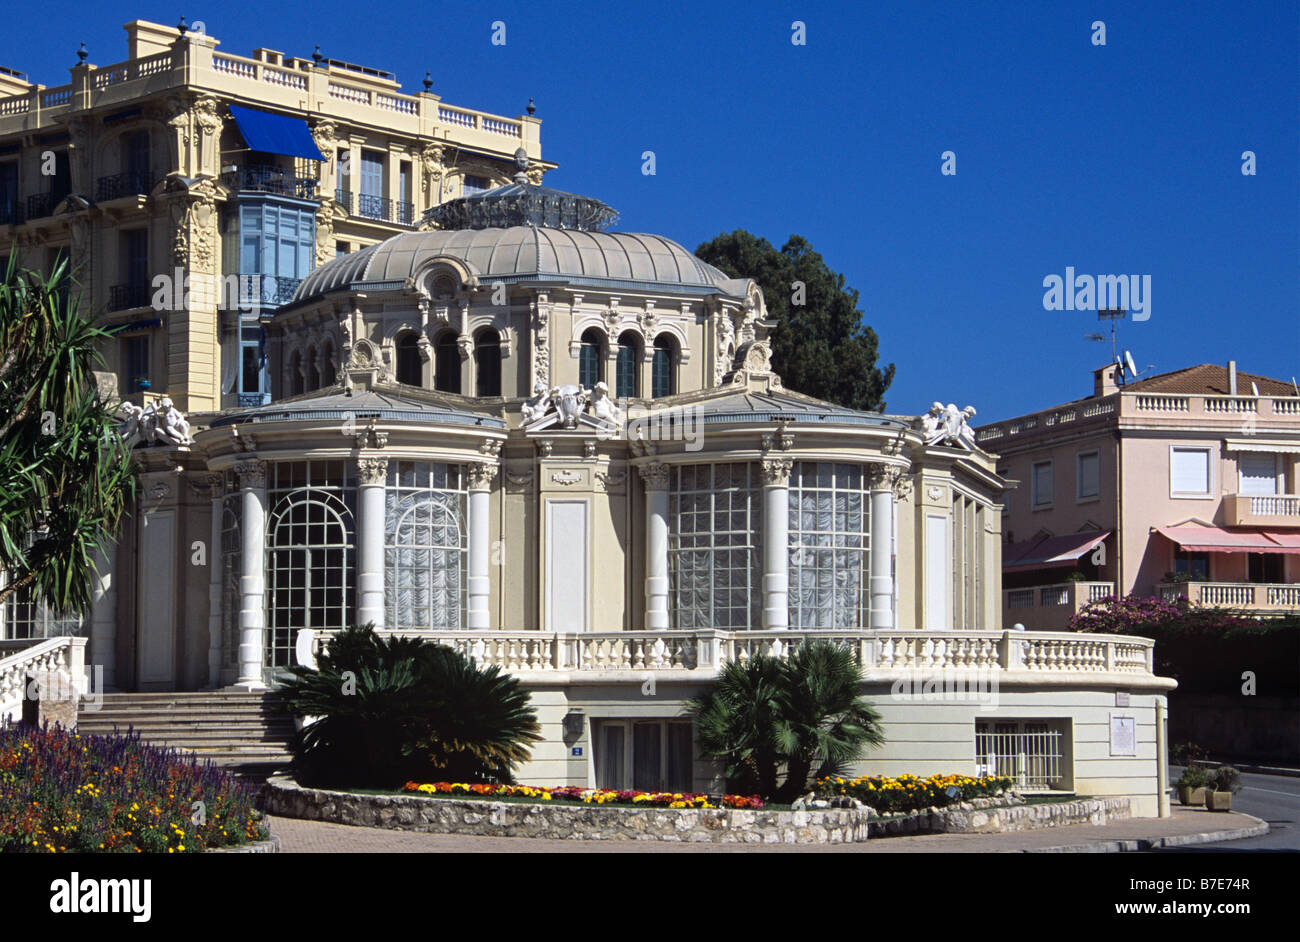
[305, 626, 1167, 685]
[0, 636, 87, 722]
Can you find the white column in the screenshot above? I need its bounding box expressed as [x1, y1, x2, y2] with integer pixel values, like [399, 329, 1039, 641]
[89, 544, 118, 690]
[356, 458, 388, 628]
[869, 465, 898, 629]
[466, 462, 498, 629]
[761, 458, 792, 630]
[235, 460, 268, 690]
[206, 477, 224, 687]
[639, 463, 670, 629]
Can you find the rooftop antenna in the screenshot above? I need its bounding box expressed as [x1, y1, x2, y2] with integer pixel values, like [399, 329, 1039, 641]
[1096, 308, 1126, 363]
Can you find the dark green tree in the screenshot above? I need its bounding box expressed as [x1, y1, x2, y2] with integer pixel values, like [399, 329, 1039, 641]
[695, 230, 894, 411]
[0, 255, 136, 616]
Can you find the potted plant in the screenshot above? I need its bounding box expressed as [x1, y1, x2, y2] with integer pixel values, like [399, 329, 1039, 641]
[1174, 764, 1210, 806]
[1207, 766, 1242, 812]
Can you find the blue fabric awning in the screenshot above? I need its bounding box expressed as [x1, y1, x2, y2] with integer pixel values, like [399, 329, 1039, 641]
[228, 105, 325, 161]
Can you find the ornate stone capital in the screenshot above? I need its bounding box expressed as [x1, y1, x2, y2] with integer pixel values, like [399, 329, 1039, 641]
[357, 457, 388, 486]
[637, 462, 670, 491]
[235, 460, 267, 490]
[188, 471, 224, 499]
[760, 457, 794, 487]
[467, 462, 499, 491]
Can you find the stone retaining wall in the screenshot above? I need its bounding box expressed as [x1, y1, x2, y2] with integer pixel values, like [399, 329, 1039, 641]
[264, 775, 1132, 844]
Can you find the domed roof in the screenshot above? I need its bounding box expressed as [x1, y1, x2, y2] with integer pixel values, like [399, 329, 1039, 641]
[292, 227, 742, 303]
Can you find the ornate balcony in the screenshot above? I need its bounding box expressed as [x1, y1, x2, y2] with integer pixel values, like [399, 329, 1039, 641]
[108, 283, 151, 312]
[95, 170, 158, 202]
[1158, 581, 1300, 613]
[225, 165, 318, 200]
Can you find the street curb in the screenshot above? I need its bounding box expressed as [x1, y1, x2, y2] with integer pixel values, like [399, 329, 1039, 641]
[1202, 761, 1300, 779]
[1023, 813, 1269, 853]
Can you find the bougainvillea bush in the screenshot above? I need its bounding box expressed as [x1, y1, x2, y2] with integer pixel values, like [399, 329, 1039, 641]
[0, 723, 267, 853]
[402, 780, 764, 809]
[816, 773, 1015, 815]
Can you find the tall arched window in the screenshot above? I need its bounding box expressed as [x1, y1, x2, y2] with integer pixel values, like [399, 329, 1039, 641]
[579, 328, 605, 389]
[652, 335, 676, 398]
[386, 462, 467, 630]
[434, 331, 461, 393]
[616, 331, 640, 399]
[289, 350, 305, 396]
[320, 342, 337, 387]
[474, 328, 502, 397]
[395, 332, 422, 386]
[305, 346, 320, 391]
[266, 461, 355, 669]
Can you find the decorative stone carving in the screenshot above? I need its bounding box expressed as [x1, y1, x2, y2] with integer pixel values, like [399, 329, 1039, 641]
[118, 398, 194, 446]
[536, 440, 553, 458]
[235, 460, 268, 489]
[467, 462, 499, 491]
[188, 472, 224, 499]
[522, 381, 551, 424]
[583, 440, 597, 458]
[504, 470, 534, 491]
[551, 470, 583, 486]
[637, 462, 670, 490]
[590, 381, 621, 425]
[715, 313, 736, 385]
[919, 402, 978, 449]
[595, 469, 627, 490]
[926, 485, 945, 502]
[531, 296, 551, 387]
[893, 475, 914, 502]
[741, 340, 773, 373]
[147, 479, 171, 500]
[420, 142, 446, 198]
[761, 423, 794, 453]
[357, 458, 388, 486]
[479, 439, 503, 458]
[555, 384, 588, 428]
[311, 120, 337, 158]
[760, 457, 794, 487]
[604, 298, 621, 334]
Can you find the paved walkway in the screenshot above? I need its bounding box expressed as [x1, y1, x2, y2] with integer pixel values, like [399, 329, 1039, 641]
[263, 807, 1265, 853]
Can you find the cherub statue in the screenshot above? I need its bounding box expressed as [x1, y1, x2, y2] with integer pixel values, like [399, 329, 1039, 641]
[919, 401, 945, 444]
[521, 380, 552, 424]
[957, 406, 977, 449]
[116, 401, 144, 443]
[155, 397, 193, 445]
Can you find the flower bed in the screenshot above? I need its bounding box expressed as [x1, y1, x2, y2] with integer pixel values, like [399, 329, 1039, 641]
[0, 723, 268, 853]
[402, 781, 764, 810]
[817, 773, 1016, 815]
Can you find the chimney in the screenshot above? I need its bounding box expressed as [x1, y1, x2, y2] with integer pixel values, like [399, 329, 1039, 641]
[1093, 363, 1120, 397]
[1228, 360, 1237, 396]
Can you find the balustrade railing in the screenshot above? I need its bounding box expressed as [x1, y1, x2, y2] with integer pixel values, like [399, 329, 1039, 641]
[1159, 581, 1300, 612]
[0, 636, 86, 722]
[95, 170, 158, 202]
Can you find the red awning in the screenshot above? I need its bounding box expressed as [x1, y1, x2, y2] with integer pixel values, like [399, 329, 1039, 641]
[1003, 530, 1110, 572]
[1155, 525, 1300, 554]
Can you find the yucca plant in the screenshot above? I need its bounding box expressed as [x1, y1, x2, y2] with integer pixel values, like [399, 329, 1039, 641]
[0, 254, 136, 616]
[277, 624, 541, 788]
[688, 640, 885, 802]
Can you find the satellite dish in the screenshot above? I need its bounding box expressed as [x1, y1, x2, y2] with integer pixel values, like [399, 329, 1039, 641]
[1124, 350, 1138, 378]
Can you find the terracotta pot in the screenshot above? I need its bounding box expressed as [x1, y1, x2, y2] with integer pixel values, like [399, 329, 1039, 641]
[1177, 785, 1206, 806]
[1206, 791, 1233, 812]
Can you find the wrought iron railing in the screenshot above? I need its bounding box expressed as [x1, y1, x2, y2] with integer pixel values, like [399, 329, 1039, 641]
[95, 170, 157, 202]
[25, 193, 53, 219]
[338, 191, 415, 224]
[231, 273, 302, 309]
[226, 166, 319, 199]
[108, 283, 151, 312]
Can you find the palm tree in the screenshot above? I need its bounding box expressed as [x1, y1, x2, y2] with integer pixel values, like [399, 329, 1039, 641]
[0, 256, 136, 617]
[689, 640, 885, 802]
[277, 624, 541, 787]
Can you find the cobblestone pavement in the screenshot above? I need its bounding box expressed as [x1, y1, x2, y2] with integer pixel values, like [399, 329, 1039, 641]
[263, 807, 1263, 853]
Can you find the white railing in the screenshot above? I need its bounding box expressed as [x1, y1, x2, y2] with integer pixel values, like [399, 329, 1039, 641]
[213, 54, 256, 79]
[376, 92, 418, 114]
[1160, 581, 1300, 611]
[328, 82, 371, 105]
[482, 116, 521, 136]
[439, 106, 477, 128]
[0, 96, 28, 116]
[1273, 398, 1300, 415]
[1082, 400, 1116, 418]
[41, 85, 72, 107]
[0, 636, 86, 722]
[1267, 585, 1300, 607]
[263, 65, 307, 90]
[1205, 396, 1257, 413]
[1089, 583, 1113, 602]
[1250, 495, 1300, 517]
[1135, 394, 1189, 412]
[303, 628, 1164, 680]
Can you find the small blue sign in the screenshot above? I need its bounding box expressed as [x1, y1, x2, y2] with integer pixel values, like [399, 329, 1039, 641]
[571, 746, 583, 757]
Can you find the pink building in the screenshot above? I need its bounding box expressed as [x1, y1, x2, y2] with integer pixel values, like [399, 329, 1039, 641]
[976, 362, 1300, 628]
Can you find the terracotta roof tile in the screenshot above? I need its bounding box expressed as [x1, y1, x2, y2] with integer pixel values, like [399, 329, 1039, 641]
[1125, 364, 1296, 396]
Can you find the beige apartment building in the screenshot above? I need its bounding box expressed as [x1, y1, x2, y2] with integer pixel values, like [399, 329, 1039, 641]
[0, 17, 548, 416]
[978, 362, 1300, 629]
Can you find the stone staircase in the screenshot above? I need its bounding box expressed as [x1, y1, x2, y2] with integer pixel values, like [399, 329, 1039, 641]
[76, 691, 296, 768]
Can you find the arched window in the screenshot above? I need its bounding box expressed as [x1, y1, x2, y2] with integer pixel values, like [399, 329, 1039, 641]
[652, 335, 676, 398]
[434, 331, 461, 393]
[289, 350, 305, 397]
[616, 331, 640, 399]
[579, 328, 605, 390]
[474, 328, 502, 397]
[386, 462, 467, 630]
[305, 346, 320, 391]
[266, 461, 355, 669]
[320, 342, 337, 387]
[395, 332, 422, 386]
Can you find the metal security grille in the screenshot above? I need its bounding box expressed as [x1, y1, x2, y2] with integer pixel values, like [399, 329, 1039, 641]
[975, 721, 1064, 791]
[385, 462, 467, 630]
[669, 463, 762, 630]
[266, 462, 355, 668]
[787, 462, 870, 629]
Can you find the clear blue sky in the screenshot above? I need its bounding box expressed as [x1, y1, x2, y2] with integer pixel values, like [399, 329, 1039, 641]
[4, 1, 1296, 420]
